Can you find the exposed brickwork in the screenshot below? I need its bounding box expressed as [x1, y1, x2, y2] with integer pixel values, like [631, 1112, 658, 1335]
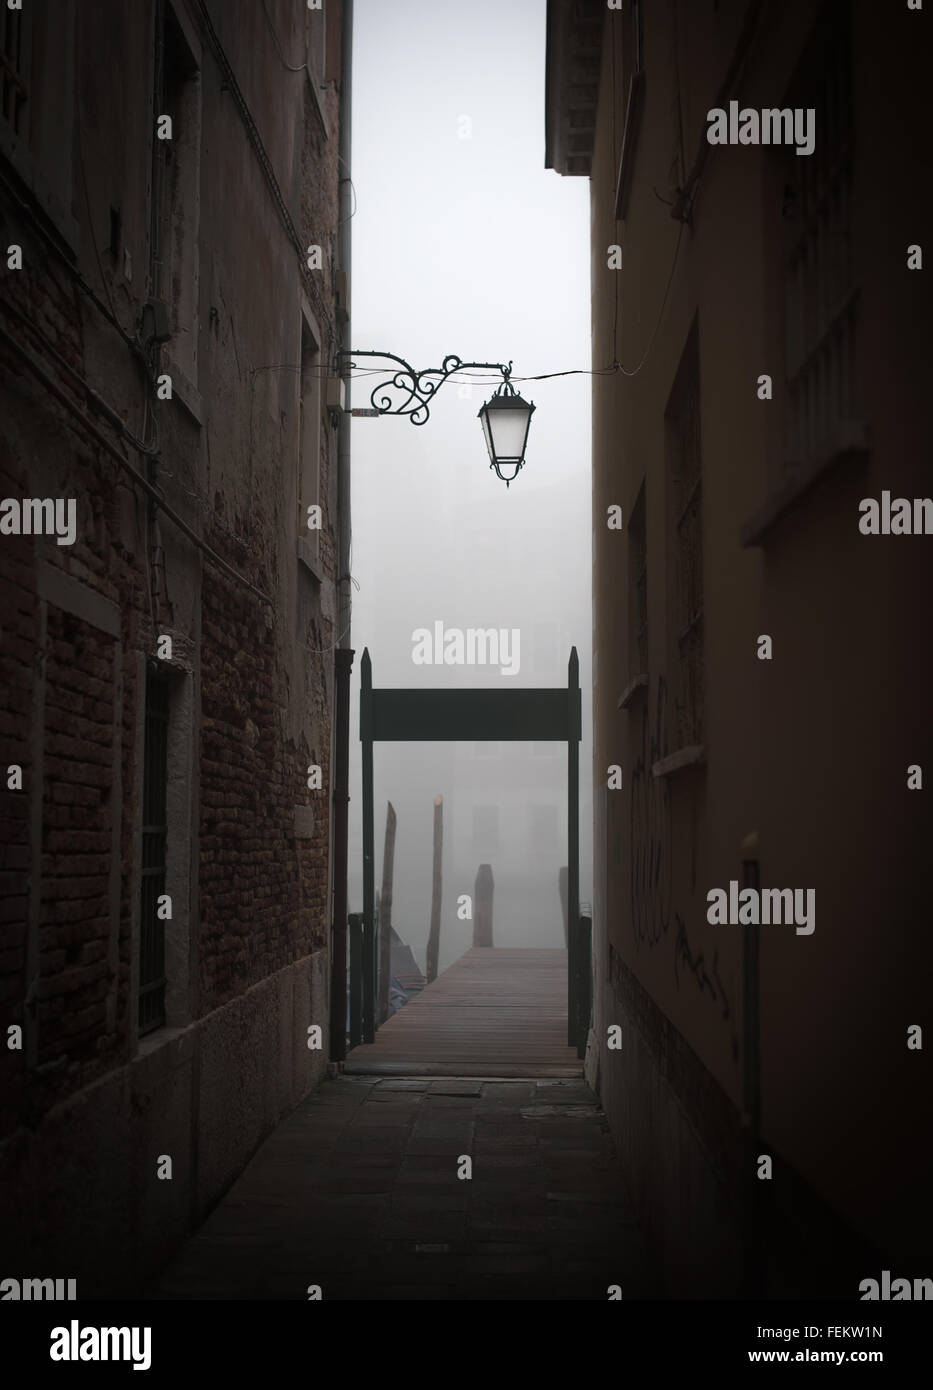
[38, 607, 117, 1069]
[0, 0, 344, 1289]
[0, 464, 37, 1133]
[199, 553, 332, 1012]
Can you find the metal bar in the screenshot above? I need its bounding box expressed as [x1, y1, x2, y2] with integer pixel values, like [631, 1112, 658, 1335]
[362, 913, 375, 1044]
[567, 648, 580, 1045]
[348, 913, 362, 1049]
[360, 650, 375, 1042]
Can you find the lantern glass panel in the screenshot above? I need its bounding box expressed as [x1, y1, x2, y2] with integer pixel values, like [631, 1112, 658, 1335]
[485, 401, 531, 461]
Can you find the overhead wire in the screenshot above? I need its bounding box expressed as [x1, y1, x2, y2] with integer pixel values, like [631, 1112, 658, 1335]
[0, 319, 274, 608]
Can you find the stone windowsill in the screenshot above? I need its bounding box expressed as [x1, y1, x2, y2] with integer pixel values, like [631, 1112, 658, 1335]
[306, 66, 329, 141]
[652, 744, 706, 779]
[740, 422, 870, 547]
[618, 673, 648, 709]
[297, 534, 324, 583]
[135, 1022, 194, 1065]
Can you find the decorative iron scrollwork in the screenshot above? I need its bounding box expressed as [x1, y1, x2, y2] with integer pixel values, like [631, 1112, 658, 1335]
[336, 349, 512, 425]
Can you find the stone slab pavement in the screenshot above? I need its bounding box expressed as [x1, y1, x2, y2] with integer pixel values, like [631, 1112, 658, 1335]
[151, 1075, 660, 1301]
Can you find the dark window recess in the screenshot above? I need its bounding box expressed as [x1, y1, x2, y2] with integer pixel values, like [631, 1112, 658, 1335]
[1, 5, 28, 135]
[139, 664, 169, 1035]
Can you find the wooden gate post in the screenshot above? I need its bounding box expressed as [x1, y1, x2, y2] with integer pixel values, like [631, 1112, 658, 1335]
[425, 795, 443, 983]
[348, 912, 362, 1049]
[473, 863, 494, 947]
[558, 865, 569, 947]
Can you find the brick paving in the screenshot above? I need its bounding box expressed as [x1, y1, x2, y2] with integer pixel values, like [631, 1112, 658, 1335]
[152, 1075, 658, 1300]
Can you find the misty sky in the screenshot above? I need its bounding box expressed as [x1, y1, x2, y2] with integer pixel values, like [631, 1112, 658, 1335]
[346, 0, 593, 973]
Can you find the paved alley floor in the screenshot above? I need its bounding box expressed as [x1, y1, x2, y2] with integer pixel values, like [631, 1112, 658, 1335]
[152, 1075, 659, 1300]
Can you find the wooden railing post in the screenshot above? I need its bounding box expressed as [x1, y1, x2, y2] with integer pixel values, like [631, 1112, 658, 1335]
[473, 863, 494, 947]
[425, 795, 443, 983]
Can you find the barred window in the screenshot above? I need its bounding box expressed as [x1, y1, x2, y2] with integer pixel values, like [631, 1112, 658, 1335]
[782, 3, 857, 469]
[666, 320, 703, 749]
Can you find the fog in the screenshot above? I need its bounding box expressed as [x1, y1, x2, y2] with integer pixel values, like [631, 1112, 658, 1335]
[347, 0, 592, 978]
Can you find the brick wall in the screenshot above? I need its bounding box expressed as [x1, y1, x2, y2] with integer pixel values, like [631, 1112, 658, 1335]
[0, 0, 344, 1289]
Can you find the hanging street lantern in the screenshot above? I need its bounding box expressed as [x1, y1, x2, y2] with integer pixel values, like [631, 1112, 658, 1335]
[335, 349, 535, 487]
[477, 377, 536, 487]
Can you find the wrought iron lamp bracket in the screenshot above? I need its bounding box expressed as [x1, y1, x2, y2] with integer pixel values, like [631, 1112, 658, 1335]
[335, 349, 513, 425]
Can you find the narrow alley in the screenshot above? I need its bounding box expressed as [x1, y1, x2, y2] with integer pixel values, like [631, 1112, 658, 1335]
[155, 944, 654, 1301]
[154, 1070, 656, 1301]
[1, 0, 929, 1361]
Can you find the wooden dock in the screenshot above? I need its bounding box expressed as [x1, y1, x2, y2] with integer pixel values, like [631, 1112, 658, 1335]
[343, 947, 582, 1078]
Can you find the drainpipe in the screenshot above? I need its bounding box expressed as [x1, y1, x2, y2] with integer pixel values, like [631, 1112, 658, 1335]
[329, 0, 354, 1063]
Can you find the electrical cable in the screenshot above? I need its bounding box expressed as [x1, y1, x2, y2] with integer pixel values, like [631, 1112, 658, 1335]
[195, 0, 334, 351]
[261, 0, 308, 72]
[75, 125, 123, 334]
[609, 219, 685, 379]
[0, 166, 141, 357]
[0, 320, 274, 608]
[0, 296, 160, 456]
[337, 152, 357, 227]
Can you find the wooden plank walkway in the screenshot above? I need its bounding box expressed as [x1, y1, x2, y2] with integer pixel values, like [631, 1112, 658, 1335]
[343, 947, 582, 1078]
